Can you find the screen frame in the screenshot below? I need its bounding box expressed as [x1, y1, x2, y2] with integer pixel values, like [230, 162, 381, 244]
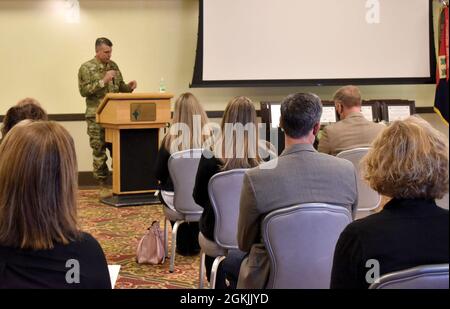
[191, 0, 436, 88]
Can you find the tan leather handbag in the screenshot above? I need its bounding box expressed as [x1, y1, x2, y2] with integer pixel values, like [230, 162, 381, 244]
[136, 221, 166, 264]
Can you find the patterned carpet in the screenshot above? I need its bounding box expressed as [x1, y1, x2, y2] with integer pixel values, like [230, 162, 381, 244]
[77, 189, 391, 289]
[77, 189, 202, 289]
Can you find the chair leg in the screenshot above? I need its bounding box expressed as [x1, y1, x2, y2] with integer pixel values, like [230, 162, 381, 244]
[210, 256, 226, 289]
[169, 220, 184, 273]
[162, 206, 169, 255]
[164, 219, 169, 255]
[199, 251, 206, 289]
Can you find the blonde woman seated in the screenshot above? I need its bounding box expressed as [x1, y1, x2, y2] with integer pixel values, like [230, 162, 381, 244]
[154, 92, 212, 256]
[193, 96, 275, 288]
[331, 116, 449, 289]
[0, 121, 110, 288]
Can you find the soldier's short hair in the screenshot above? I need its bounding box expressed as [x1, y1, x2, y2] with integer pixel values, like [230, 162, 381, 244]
[95, 37, 113, 50]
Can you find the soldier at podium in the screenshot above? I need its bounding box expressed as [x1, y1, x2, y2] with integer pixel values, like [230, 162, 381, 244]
[78, 37, 137, 198]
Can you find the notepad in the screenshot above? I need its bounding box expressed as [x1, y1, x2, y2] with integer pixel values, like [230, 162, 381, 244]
[387, 105, 411, 122]
[321, 106, 337, 123]
[361, 105, 374, 121]
[270, 104, 281, 128]
[108, 265, 121, 289]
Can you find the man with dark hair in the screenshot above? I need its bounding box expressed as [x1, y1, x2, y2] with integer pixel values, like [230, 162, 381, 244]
[78, 37, 137, 199]
[235, 93, 358, 288]
[1, 98, 48, 141]
[318, 85, 385, 155]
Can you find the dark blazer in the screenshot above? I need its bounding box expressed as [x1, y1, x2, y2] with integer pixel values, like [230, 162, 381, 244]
[154, 145, 174, 192]
[193, 151, 222, 240]
[330, 198, 449, 289]
[0, 232, 111, 289]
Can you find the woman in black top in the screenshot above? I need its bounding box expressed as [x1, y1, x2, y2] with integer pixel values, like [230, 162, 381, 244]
[330, 116, 449, 289]
[193, 96, 276, 287]
[154, 92, 212, 255]
[0, 121, 110, 288]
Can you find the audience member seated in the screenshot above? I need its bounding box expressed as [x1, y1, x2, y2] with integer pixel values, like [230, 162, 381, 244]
[1, 97, 48, 141]
[193, 96, 274, 288]
[330, 116, 449, 289]
[154, 92, 212, 256]
[235, 93, 358, 288]
[318, 85, 385, 155]
[0, 121, 110, 288]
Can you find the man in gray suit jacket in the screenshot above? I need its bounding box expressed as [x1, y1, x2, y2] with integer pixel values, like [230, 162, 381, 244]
[318, 86, 385, 156]
[236, 93, 358, 289]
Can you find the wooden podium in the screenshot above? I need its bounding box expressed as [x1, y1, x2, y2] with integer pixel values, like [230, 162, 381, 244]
[96, 92, 173, 206]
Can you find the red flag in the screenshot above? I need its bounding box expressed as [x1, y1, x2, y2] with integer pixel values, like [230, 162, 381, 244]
[434, 4, 449, 125]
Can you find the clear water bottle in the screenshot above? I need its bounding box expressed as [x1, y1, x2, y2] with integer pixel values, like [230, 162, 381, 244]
[159, 77, 166, 93]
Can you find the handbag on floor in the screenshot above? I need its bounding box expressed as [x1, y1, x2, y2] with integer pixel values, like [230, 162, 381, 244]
[136, 221, 166, 264]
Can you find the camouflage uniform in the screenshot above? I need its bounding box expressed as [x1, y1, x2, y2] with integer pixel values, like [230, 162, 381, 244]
[78, 57, 132, 182]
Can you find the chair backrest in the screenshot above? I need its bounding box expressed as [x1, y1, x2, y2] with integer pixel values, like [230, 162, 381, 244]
[168, 149, 203, 214]
[436, 193, 449, 210]
[337, 148, 381, 211]
[208, 169, 247, 249]
[262, 203, 352, 289]
[369, 264, 449, 289]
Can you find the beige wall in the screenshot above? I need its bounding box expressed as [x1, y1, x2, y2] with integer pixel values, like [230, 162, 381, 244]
[0, 0, 442, 113]
[58, 121, 97, 172]
[0, 0, 445, 171]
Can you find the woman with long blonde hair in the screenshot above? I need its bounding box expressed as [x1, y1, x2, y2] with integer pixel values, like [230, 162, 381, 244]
[193, 96, 275, 288]
[162, 92, 210, 152]
[154, 92, 211, 255]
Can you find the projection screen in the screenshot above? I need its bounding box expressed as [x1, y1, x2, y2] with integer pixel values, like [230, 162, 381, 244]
[191, 0, 434, 87]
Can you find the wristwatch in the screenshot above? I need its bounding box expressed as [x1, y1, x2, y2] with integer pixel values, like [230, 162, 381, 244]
[99, 79, 105, 88]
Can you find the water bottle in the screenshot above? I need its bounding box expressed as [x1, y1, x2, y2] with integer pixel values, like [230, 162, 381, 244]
[159, 77, 166, 93]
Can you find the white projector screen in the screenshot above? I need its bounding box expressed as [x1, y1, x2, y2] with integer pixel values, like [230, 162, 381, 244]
[192, 0, 434, 87]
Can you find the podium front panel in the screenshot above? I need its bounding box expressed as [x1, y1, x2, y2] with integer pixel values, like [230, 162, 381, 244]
[119, 129, 158, 192]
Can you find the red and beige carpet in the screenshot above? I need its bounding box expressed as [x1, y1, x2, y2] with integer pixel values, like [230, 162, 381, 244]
[77, 189, 202, 289]
[77, 189, 390, 289]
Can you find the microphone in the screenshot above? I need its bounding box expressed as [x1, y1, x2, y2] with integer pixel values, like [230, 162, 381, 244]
[106, 62, 115, 85]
